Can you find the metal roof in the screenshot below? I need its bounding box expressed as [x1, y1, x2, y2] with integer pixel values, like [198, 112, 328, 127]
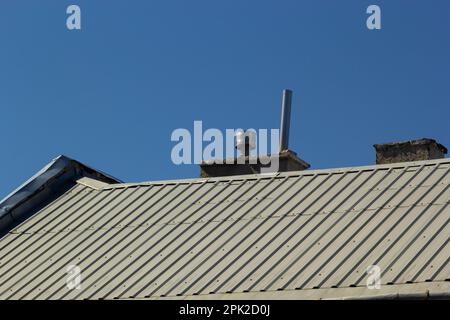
[0, 157, 449, 299]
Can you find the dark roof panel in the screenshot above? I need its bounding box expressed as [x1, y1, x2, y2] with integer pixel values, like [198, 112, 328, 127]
[0, 155, 121, 235]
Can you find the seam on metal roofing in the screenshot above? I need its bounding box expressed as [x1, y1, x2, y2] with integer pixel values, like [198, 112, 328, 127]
[0, 159, 449, 300]
[7, 200, 449, 237]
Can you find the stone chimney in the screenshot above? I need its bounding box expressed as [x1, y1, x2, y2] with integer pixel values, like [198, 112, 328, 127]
[374, 138, 447, 165]
[200, 150, 310, 178]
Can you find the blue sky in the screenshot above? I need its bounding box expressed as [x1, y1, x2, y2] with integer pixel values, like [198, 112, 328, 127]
[1, 0, 449, 198]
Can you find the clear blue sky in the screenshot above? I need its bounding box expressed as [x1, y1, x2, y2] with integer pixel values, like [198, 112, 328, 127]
[1, 0, 449, 199]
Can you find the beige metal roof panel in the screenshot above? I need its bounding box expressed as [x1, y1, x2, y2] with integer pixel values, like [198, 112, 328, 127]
[0, 158, 449, 299]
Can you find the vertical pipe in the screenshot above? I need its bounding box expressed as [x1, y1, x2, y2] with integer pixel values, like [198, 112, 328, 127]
[279, 89, 293, 152]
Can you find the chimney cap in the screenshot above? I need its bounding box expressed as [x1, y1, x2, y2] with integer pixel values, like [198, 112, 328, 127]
[373, 138, 447, 165]
[373, 138, 447, 154]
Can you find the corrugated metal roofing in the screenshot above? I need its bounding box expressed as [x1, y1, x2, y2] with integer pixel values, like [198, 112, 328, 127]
[0, 158, 449, 300]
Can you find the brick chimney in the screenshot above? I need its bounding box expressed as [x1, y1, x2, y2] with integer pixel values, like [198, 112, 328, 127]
[374, 138, 447, 165]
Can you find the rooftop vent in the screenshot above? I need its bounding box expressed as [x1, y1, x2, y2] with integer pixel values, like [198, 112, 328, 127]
[373, 138, 447, 165]
[200, 90, 310, 177]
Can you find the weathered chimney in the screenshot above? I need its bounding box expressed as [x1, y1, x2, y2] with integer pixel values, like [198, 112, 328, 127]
[199, 90, 310, 177]
[374, 138, 447, 165]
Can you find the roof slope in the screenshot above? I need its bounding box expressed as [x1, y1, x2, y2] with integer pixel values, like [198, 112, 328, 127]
[0, 158, 449, 299]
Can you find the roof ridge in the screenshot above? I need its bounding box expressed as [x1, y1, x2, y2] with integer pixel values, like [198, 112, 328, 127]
[101, 157, 450, 190]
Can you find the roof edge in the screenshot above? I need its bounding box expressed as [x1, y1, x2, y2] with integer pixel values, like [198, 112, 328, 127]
[139, 281, 450, 300]
[0, 155, 121, 233]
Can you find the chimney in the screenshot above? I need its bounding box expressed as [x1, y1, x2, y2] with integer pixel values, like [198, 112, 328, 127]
[374, 138, 447, 165]
[279, 89, 293, 152]
[199, 90, 310, 177]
